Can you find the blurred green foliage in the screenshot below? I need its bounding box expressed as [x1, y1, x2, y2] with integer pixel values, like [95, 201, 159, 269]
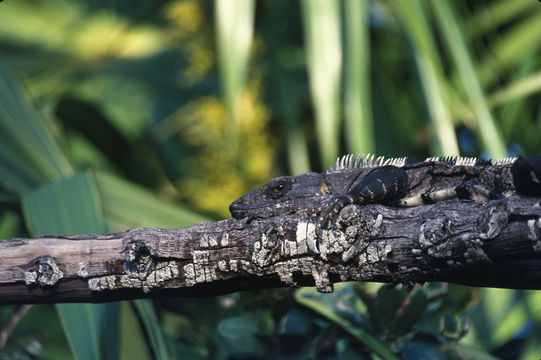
[1, 0, 541, 359]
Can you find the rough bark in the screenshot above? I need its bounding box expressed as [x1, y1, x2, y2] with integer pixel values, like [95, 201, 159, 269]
[1, 195, 541, 304]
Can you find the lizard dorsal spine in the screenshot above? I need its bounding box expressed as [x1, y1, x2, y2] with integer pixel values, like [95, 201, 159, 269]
[327, 154, 516, 173]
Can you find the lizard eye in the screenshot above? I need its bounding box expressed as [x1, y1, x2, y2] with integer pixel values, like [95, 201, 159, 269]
[265, 179, 291, 199]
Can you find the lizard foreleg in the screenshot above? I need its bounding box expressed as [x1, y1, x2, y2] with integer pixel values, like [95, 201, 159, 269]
[316, 166, 407, 239]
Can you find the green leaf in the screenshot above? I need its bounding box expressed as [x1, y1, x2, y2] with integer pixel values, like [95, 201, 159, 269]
[466, 0, 536, 37]
[394, 0, 460, 156]
[0, 59, 73, 194]
[120, 302, 153, 360]
[445, 343, 499, 360]
[22, 171, 104, 235]
[133, 300, 171, 360]
[218, 315, 259, 337]
[463, 288, 527, 349]
[393, 290, 429, 336]
[215, 0, 255, 143]
[401, 343, 447, 360]
[525, 290, 541, 321]
[94, 171, 207, 231]
[489, 70, 541, 107]
[432, 0, 506, 159]
[484, 294, 528, 349]
[369, 286, 408, 334]
[343, 0, 374, 155]
[271, 69, 311, 175]
[216, 316, 262, 357]
[21, 171, 119, 360]
[279, 309, 309, 335]
[56, 303, 120, 360]
[0, 210, 20, 239]
[301, 0, 342, 167]
[477, 12, 541, 88]
[442, 284, 482, 317]
[295, 287, 398, 360]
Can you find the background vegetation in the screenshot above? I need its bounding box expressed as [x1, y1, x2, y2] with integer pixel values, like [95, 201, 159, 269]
[1, 0, 541, 358]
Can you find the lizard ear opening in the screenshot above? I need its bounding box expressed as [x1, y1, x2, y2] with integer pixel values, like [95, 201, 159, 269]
[265, 179, 292, 199]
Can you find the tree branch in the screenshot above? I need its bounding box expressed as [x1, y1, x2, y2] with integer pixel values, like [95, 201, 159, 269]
[1, 196, 541, 304]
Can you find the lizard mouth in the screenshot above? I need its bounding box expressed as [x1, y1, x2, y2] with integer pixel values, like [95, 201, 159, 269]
[229, 205, 247, 219]
[229, 200, 273, 219]
[229, 195, 328, 219]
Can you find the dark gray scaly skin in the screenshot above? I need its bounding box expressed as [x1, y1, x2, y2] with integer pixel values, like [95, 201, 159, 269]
[229, 154, 541, 239]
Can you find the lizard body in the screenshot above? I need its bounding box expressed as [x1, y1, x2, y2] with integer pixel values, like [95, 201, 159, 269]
[229, 154, 541, 236]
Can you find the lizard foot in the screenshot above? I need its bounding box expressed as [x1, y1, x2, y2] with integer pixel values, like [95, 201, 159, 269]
[315, 195, 354, 242]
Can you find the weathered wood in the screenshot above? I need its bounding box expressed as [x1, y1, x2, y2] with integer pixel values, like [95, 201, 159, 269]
[1, 196, 541, 304]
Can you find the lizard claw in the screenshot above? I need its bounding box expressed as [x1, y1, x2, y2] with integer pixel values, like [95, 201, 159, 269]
[315, 195, 353, 243]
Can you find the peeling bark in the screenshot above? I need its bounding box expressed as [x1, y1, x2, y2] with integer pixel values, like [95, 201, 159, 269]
[1, 196, 541, 304]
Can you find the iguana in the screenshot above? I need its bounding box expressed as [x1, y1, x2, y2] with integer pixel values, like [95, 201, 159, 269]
[229, 154, 541, 237]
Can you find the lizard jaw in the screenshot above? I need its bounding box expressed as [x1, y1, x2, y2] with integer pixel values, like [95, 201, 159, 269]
[229, 200, 284, 219]
[229, 199, 267, 219]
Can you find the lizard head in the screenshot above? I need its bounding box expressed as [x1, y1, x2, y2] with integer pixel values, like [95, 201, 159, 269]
[229, 172, 329, 220]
